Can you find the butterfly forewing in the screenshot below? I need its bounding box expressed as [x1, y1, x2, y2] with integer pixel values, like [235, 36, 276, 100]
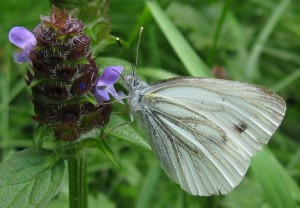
[138, 77, 285, 195]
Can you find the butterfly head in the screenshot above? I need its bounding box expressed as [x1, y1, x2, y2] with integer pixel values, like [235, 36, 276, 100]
[124, 73, 148, 92]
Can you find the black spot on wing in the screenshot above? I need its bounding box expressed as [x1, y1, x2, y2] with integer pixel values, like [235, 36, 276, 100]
[234, 122, 247, 133]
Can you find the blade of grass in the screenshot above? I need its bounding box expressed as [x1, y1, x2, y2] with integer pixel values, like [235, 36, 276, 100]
[287, 147, 300, 171]
[252, 148, 300, 208]
[271, 69, 300, 92]
[226, 12, 249, 80]
[138, 67, 179, 80]
[0, 80, 26, 114]
[146, 24, 161, 68]
[264, 46, 300, 65]
[1, 43, 11, 159]
[245, 0, 291, 81]
[135, 162, 161, 208]
[147, 1, 210, 77]
[128, 5, 152, 47]
[208, 0, 232, 67]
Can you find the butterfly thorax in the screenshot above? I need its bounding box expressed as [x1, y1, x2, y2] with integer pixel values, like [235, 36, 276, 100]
[124, 74, 149, 119]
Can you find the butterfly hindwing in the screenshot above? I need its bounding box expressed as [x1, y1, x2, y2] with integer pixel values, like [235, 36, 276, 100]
[139, 77, 285, 195]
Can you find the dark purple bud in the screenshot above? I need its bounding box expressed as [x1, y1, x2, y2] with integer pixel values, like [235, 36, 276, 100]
[32, 99, 57, 123]
[30, 58, 50, 77]
[71, 72, 94, 96]
[54, 122, 80, 141]
[56, 67, 76, 80]
[68, 37, 90, 59]
[59, 104, 80, 123]
[45, 85, 68, 101]
[80, 103, 112, 131]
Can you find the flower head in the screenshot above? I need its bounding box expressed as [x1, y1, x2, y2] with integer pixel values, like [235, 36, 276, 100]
[95, 66, 124, 104]
[9, 27, 37, 64]
[7, 6, 113, 141]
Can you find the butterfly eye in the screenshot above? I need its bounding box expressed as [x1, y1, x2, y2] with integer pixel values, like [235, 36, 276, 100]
[133, 79, 140, 87]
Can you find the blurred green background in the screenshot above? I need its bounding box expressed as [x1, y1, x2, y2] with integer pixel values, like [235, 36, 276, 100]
[0, 0, 299, 207]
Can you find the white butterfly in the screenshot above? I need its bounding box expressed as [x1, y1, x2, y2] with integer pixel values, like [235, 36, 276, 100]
[124, 74, 286, 196]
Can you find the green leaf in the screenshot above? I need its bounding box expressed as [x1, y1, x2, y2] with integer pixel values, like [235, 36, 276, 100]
[51, 0, 81, 9]
[147, 1, 210, 77]
[93, 138, 122, 170]
[223, 178, 266, 208]
[33, 124, 53, 148]
[81, 92, 98, 106]
[0, 148, 66, 208]
[105, 114, 151, 151]
[88, 193, 116, 208]
[252, 148, 300, 208]
[79, 0, 112, 53]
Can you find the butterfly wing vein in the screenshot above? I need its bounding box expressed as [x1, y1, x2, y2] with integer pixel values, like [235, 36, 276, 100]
[138, 77, 285, 196]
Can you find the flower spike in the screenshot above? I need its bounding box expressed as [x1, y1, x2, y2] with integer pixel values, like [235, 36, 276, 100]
[8, 6, 113, 141]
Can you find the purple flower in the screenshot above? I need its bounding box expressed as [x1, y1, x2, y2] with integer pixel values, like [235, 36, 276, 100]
[8, 27, 37, 64]
[95, 66, 124, 104]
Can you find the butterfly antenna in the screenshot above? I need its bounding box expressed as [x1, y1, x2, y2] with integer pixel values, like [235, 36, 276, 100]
[135, 27, 144, 74]
[111, 67, 126, 83]
[116, 37, 135, 75]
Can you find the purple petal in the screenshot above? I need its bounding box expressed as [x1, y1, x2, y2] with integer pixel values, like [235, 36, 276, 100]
[97, 66, 123, 86]
[9, 27, 37, 50]
[13, 49, 32, 64]
[107, 85, 125, 104]
[95, 88, 110, 103]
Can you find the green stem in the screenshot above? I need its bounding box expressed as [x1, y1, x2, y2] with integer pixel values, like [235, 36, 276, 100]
[208, 0, 232, 67]
[68, 154, 88, 208]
